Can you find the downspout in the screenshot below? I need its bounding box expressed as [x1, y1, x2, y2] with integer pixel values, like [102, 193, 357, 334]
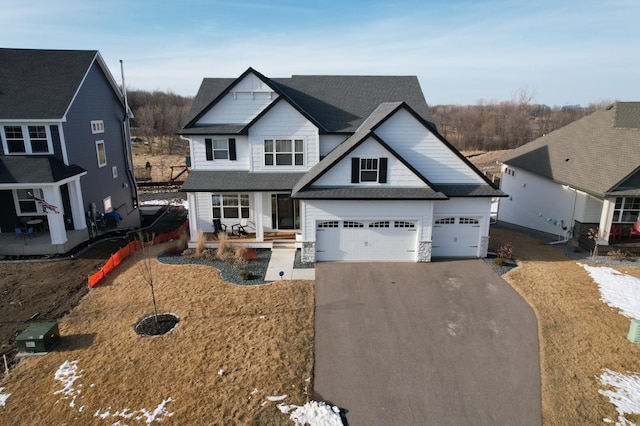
[120, 59, 139, 208]
[548, 185, 578, 245]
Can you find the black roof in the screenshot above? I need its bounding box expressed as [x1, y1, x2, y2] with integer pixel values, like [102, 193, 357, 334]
[182, 68, 434, 133]
[0, 48, 101, 120]
[0, 156, 86, 184]
[181, 171, 306, 192]
[291, 187, 448, 200]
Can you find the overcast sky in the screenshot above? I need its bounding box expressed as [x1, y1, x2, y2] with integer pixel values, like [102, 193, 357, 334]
[3, 0, 638, 106]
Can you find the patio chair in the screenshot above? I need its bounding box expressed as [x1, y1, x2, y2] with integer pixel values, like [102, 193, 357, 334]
[15, 227, 34, 240]
[213, 218, 227, 235]
[231, 218, 248, 237]
[630, 221, 640, 240]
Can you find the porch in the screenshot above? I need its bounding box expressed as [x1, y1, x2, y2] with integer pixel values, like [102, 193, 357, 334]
[192, 231, 300, 250]
[578, 234, 640, 257]
[0, 229, 89, 257]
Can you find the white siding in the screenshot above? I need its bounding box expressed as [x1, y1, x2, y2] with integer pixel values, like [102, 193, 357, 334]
[375, 109, 484, 184]
[499, 166, 589, 236]
[195, 192, 213, 232]
[577, 194, 604, 222]
[319, 134, 346, 157]
[249, 102, 320, 172]
[313, 138, 426, 187]
[301, 199, 433, 242]
[190, 135, 250, 171]
[197, 74, 276, 125]
[433, 197, 492, 241]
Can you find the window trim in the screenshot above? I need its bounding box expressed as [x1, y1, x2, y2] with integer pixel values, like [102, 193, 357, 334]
[205, 138, 236, 161]
[96, 140, 107, 167]
[91, 120, 105, 134]
[264, 138, 304, 166]
[351, 157, 388, 183]
[1, 124, 53, 154]
[613, 197, 640, 223]
[212, 193, 250, 219]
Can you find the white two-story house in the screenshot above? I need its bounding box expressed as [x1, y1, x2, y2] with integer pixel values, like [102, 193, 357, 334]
[180, 68, 504, 262]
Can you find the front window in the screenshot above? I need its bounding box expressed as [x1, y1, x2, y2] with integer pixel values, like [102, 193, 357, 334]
[14, 188, 44, 215]
[212, 194, 249, 219]
[212, 139, 229, 159]
[96, 141, 107, 167]
[264, 139, 304, 166]
[2, 125, 51, 154]
[613, 197, 640, 223]
[360, 158, 379, 182]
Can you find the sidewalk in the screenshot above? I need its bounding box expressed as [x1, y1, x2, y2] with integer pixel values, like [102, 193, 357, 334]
[265, 249, 315, 281]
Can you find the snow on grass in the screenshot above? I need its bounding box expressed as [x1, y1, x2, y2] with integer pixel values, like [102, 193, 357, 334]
[278, 401, 343, 426]
[0, 388, 9, 407]
[266, 394, 288, 402]
[53, 360, 173, 423]
[599, 369, 640, 425]
[578, 263, 640, 318]
[140, 199, 188, 209]
[579, 264, 640, 424]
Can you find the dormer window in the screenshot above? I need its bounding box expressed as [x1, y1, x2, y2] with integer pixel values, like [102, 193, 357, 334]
[205, 138, 236, 161]
[2, 125, 52, 154]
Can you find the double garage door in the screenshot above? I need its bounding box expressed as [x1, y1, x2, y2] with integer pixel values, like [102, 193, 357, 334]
[316, 220, 417, 262]
[431, 216, 482, 258]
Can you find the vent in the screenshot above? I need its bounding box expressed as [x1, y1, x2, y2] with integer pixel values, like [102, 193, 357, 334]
[627, 319, 640, 344]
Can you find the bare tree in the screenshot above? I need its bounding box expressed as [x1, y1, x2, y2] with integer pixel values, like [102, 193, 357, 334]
[136, 233, 159, 323]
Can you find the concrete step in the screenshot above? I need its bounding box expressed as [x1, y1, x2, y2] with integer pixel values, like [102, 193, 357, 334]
[272, 240, 296, 250]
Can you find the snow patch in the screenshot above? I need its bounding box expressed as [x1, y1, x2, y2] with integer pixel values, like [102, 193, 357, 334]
[266, 394, 288, 402]
[278, 401, 343, 426]
[599, 369, 640, 425]
[0, 387, 10, 407]
[140, 199, 188, 209]
[54, 360, 83, 407]
[578, 263, 640, 318]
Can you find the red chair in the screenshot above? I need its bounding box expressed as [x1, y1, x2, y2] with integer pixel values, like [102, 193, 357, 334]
[610, 226, 623, 242]
[630, 221, 640, 239]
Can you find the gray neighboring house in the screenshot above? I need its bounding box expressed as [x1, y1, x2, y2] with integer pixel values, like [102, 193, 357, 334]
[498, 102, 640, 246]
[0, 48, 140, 255]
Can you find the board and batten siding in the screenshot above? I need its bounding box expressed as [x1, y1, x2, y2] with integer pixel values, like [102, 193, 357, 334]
[249, 102, 320, 172]
[375, 109, 484, 184]
[190, 135, 250, 171]
[301, 199, 433, 242]
[197, 74, 277, 125]
[313, 138, 426, 187]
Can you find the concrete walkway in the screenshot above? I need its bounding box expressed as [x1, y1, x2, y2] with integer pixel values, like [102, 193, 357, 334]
[265, 248, 315, 281]
[314, 260, 541, 425]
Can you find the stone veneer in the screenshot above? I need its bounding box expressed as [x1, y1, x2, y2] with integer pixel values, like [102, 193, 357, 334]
[302, 241, 316, 263]
[480, 236, 489, 258]
[417, 241, 432, 262]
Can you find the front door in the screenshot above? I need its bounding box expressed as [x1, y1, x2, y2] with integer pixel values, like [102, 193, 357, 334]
[272, 194, 299, 230]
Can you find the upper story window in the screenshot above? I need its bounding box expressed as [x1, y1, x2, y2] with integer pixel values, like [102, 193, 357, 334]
[91, 120, 104, 134]
[351, 157, 388, 183]
[2, 125, 52, 154]
[206, 138, 236, 161]
[96, 140, 107, 167]
[264, 139, 304, 166]
[614, 197, 640, 223]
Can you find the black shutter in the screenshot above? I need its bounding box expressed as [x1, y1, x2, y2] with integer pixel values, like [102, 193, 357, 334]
[205, 138, 213, 161]
[229, 138, 236, 160]
[351, 157, 360, 183]
[378, 157, 388, 183]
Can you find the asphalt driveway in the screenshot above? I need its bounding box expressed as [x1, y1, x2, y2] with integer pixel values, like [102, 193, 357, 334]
[313, 259, 541, 425]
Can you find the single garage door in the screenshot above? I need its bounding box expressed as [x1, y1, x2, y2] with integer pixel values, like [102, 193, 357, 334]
[432, 216, 482, 257]
[316, 220, 417, 261]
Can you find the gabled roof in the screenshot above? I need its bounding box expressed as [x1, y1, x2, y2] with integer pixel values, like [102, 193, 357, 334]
[499, 102, 640, 197]
[181, 68, 434, 133]
[0, 156, 86, 185]
[0, 48, 123, 120]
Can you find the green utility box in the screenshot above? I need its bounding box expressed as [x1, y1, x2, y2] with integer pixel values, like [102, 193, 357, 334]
[16, 322, 60, 354]
[628, 319, 640, 344]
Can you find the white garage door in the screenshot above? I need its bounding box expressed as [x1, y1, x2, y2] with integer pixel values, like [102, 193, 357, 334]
[432, 216, 482, 257]
[316, 220, 417, 261]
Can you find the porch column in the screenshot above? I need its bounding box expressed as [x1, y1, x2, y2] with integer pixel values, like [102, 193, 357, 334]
[68, 179, 87, 229]
[42, 186, 67, 244]
[187, 192, 198, 241]
[254, 193, 264, 242]
[598, 198, 616, 244]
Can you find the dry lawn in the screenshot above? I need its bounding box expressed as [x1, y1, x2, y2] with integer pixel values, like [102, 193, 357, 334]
[0, 245, 314, 425]
[490, 228, 640, 424]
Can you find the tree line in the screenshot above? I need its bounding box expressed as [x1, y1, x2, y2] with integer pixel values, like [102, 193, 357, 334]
[127, 89, 193, 155]
[127, 88, 608, 154]
[430, 92, 609, 151]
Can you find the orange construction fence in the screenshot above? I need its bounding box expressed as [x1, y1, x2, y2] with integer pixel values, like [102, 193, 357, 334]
[88, 220, 189, 288]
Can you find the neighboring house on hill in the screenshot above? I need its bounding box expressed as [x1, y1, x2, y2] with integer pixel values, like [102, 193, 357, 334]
[0, 48, 140, 255]
[180, 68, 505, 262]
[498, 102, 640, 245]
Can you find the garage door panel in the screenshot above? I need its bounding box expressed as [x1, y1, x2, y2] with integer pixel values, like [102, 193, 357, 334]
[432, 216, 482, 258]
